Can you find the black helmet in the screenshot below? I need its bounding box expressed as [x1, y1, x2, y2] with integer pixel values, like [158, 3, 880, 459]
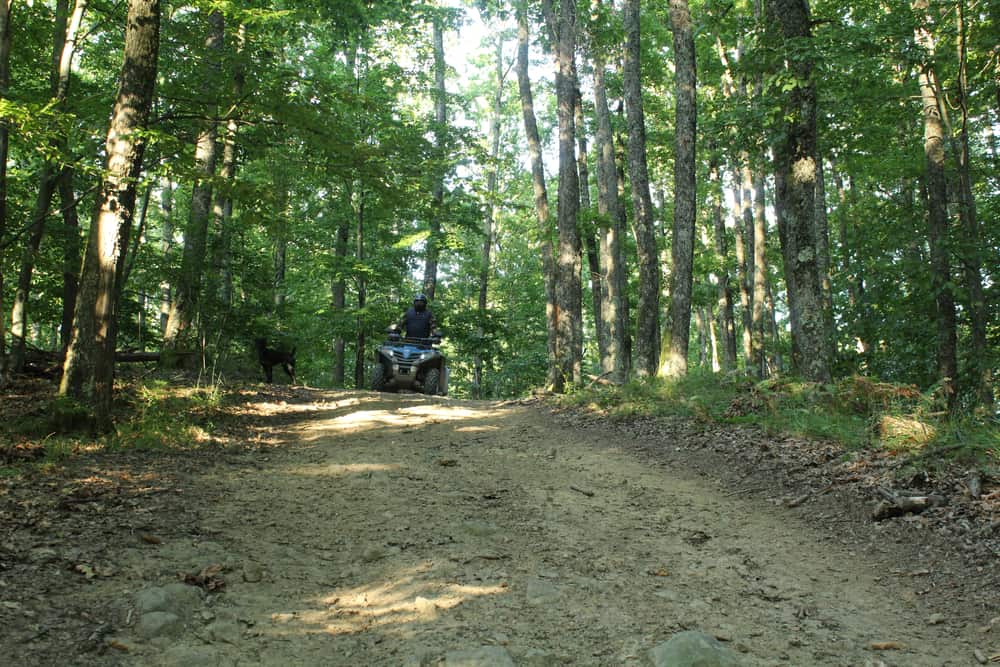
[414, 293, 427, 305]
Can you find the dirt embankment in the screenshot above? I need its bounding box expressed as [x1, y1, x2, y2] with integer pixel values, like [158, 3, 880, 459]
[1, 388, 997, 666]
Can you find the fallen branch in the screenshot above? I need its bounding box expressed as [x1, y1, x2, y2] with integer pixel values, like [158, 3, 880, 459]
[872, 487, 944, 521]
[570, 485, 595, 497]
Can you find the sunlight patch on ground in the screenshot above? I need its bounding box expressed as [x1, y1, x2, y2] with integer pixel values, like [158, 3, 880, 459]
[296, 402, 508, 435]
[267, 565, 508, 637]
[453, 425, 500, 433]
[285, 462, 402, 477]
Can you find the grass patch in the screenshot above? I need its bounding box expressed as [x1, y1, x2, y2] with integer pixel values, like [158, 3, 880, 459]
[556, 372, 997, 467]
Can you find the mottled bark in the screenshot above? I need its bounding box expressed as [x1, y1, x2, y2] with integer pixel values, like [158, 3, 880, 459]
[163, 9, 224, 348]
[516, 2, 558, 387]
[0, 0, 10, 384]
[709, 160, 736, 372]
[661, 0, 696, 378]
[751, 171, 767, 378]
[60, 0, 160, 428]
[554, 0, 582, 390]
[732, 178, 752, 366]
[623, 0, 660, 376]
[590, 20, 629, 383]
[10, 0, 87, 371]
[767, 0, 830, 383]
[423, 13, 447, 300]
[331, 187, 350, 387]
[912, 1, 957, 407]
[58, 167, 80, 352]
[475, 36, 503, 399]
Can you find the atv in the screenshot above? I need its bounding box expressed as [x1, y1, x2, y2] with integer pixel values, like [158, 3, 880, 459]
[371, 326, 448, 396]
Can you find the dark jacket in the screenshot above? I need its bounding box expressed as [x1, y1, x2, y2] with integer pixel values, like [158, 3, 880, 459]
[398, 307, 436, 339]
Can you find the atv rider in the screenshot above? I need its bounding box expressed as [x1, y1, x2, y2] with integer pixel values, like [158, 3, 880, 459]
[398, 293, 437, 339]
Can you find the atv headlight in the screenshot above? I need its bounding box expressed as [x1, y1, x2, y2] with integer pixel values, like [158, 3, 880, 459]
[420, 351, 434, 360]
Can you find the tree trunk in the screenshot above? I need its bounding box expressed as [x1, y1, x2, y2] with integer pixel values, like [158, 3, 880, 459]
[354, 191, 367, 389]
[709, 159, 737, 372]
[661, 0, 696, 378]
[516, 1, 558, 388]
[912, 1, 957, 408]
[331, 186, 350, 386]
[576, 85, 604, 367]
[60, 0, 160, 428]
[768, 0, 831, 383]
[733, 176, 752, 367]
[158, 178, 174, 332]
[58, 167, 80, 353]
[751, 170, 768, 378]
[211, 23, 245, 311]
[553, 0, 582, 391]
[0, 0, 10, 385]
[423, 13, 447, 301]
[952, 2, 991, 409]
[475, 36, 503, 399]
[163, 9, 224, 348]
[9, 0, 87, 371]
[591, 27, 629, 383]
[623, 0, 660, 377]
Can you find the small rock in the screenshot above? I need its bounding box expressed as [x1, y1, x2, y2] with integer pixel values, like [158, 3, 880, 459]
[134, 611, 183, 640]
[928, 613, 945, 625]
[648, 630, 745, 667]
[242, 563, 264, 583]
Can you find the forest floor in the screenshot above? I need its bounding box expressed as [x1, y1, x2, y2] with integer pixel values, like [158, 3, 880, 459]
[1, 383, 998, 666]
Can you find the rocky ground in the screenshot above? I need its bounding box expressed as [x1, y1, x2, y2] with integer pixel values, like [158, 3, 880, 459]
[0, 385, 997, 666]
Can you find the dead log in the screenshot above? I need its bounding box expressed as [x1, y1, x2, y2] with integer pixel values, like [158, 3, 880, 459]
[872, 487, 944, 521]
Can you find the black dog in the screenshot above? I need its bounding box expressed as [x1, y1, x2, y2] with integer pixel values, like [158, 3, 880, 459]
[255, 338, 296, 384]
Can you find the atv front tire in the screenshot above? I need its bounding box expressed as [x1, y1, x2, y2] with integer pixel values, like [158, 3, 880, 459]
[423, 368, 440, 395]
[371, 364, 388, 391]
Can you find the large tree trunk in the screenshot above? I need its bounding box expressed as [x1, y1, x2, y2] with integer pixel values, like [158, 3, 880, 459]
[661, 0, 696, 378]
[60, 0, 160, 429]
[9, 0, 87, 371]
[952, 3, 991, 409]
[423, 13, 447, 301]
[0, 0, 12, 385]
[591, 25, 629, 383]
[768, 0, 831, 383]
[516, 2, 558, 389]
[353, 191, 367, 389]
[733, 175, 752, 367]
[475, 35, 503, 399]
[623, 0, 660, 377]
[163, 9, 223, 349]
[912, 0, 957, 408]
[553, 0, 582, 391]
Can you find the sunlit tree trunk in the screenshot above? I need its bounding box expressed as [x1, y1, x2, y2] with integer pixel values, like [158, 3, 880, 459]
[516, 1, 558, 389]
[475, 36, 503, 399]
[60, 0, 160, 428]
[732, 177, 752, 367]
[58, 168, 80, 353]
[0, 0, 10, 385]
[331, 184, 351, 386]
[912, 0, 957, 408]
[623, 0, 660, 376]
[163, 9, 224, 349]
[552, 0, 582, 390]
[353, 190, 367, 389]
[10, 0, 87, 371]
[751, 171, 768, 378]
[423, 12, 447, 300]
[661, 0, 696, 378]
[768, 0, 830, 383]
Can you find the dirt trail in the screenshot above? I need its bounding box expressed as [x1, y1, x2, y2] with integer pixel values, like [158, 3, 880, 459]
[3, 389, 994, 666]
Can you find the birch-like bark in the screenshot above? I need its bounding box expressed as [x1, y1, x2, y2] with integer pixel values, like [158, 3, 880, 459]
[423, 12, 446, 300]
[661, 0, 696, 377]
[516, 1, 558, 388]
[163, 9, 224, 348]
[623, 0, 660, 376]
